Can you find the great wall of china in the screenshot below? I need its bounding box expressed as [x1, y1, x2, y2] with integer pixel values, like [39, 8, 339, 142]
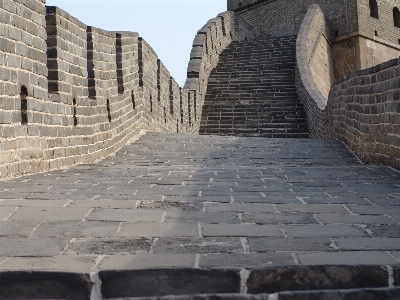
[1, 0, 399, 179]
[1, 0, 400, 299]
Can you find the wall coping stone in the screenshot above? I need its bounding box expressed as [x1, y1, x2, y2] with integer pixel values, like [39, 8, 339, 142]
[296, 4, 328, 110]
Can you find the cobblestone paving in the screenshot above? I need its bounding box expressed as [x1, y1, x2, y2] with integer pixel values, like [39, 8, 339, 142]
[1, 132, 400, 272]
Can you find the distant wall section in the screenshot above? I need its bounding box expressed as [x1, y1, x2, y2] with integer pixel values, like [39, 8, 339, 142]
[296, 5, 400, 170]
[0, 2, 236, 179]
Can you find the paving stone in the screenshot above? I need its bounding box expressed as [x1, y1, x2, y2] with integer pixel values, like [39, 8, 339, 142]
[282, 225, 368, 238]
[0, 271, 92, 300]
[305, 197, 370, 205]
[297, 251, 400, 265]
[164, 196, 231, 203]
[247, 265, 388, 294]
[0, 237, 70, 256]
[34, 221, 120, 238]
[276, 287, 400, 300]
[0, 200, 69, 207]
[235, 197, 300, 204]
[276, 204, 348, 214]
[119, 222, 199, 238]
[155, 237, 243, 254]
[137, 201, 203, 211]
[242, 213, 318, 225]
[166, 211, 240, 224]
[347, 205, 400, 215]
[0, 206, 17, 220]
[99, 269, 241, 298]
[206, 203, 276, 213]
[70, 200, 138, 209]
[367, 225, 400, 238]
[0, 255, 97, 271]
[248, 238, 334, 252]
[87, 209, 163, 222]
[0, 221, 38, 236]
[334, 238, 400, 250]
[66, 238, 152, 255]
[316, 214, 396, 225]
[199, 253, 295, 268]
[9, 207, 90, 221]
[99, 254, 195, 269]
[202, 224, 284, 237]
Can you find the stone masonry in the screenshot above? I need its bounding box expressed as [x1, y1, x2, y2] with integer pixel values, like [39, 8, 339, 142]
[1, 133, 400, 298]
[296, 4, 400, 170]
[1, 0, 400, 298]
[0, 0, 235, 180]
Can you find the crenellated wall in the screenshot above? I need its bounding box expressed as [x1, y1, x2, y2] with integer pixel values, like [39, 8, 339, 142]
[296, 5, 400, 170]
[0, 1, 238, 179]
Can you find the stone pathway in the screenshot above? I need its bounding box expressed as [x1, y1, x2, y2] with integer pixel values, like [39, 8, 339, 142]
[0, 132, 400, 298]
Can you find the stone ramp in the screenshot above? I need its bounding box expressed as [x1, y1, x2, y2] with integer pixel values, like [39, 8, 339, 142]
[0, 132, 400, 298]
[199, 37, 309, 138]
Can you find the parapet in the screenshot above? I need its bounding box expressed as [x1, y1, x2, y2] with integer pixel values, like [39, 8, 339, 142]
[0, 1, 238, 179]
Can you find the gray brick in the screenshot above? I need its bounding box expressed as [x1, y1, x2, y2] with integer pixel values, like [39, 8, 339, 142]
[155, 237, 242, 254]
[87, 209, 163, 222]
[335, 238, 400, 251]
[119, 222, 199, 238]
[9, 207, 90, 221]
[298, 251, 400, 265]
[276, 204, 348, 214]
[34, 221, 120, 238]
[99, 254, 195, 269]
[202, 224, 284, 237]
[66, 238, 152, 255]
[282, 225, 368, 238]
[316, 214, 396, 225]
[243, 213, 318, 225]
[248, 238, 334, 252]
[0, 255, 97, 271]
[0, 237, 69, 256]
[200, 253, 295, 268]
[207, 203, 275, 213]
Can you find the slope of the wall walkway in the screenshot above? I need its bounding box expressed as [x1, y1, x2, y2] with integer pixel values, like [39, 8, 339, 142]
[0, 0, 235, 179]
[296, 5, 400, 170]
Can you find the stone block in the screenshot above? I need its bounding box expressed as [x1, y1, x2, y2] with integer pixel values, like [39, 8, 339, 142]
[0, 255, 97, 271]
[0, 237, 70, 256]
[155, 237, 242, 254]
[297, 251, 400, 265]
[99, 268, 240, 298]
[247, 265, 388, 294]
[119, 222, 199, 238]
[334, 237, 400, 250]
[0, 271, 92, 300]
[8, 206, 91, 221]
[87, 208, 163, 222]
[202, 224, 284, 237]
[200, 253, 295, 268]
[243, 213, 318, 225]
[282, 225, 368, 238]
[248, 238, 334, 252]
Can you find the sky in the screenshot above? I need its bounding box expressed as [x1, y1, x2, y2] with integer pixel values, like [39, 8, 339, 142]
[45, 0, 227, 87]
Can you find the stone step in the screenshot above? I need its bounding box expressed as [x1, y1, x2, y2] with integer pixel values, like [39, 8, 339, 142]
[200, 36, 309, 138]
[2, 267, 398, 299]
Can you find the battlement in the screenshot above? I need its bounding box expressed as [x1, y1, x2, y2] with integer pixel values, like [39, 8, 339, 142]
[0, 0, 236, 179]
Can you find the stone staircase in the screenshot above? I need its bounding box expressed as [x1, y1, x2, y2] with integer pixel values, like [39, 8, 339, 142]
[200, 36, 309, 138]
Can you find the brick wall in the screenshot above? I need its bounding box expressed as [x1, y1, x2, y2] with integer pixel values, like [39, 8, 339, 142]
[0, 2, 236, 179]
[229, 0, 348, 38]
[357, 0, 400, 45]
[184, 12, 236, 127]
[296, 5, 400, 170]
